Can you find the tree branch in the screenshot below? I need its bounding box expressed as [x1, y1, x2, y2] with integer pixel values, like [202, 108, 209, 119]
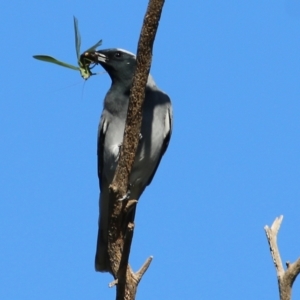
[104, 0, 165, 299]
[110, 0, 165, 199]
[264, 215, 285, 277]
[264, 216, 300, 300]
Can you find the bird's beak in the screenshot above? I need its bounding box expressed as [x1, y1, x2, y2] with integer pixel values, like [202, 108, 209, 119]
[95, 52, 107, 64]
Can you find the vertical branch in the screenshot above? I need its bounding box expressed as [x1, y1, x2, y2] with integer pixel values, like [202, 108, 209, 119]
[264, 216, 300, 300]
[105, 0, 166, 299]
[264, 216, 285, 277]
[110, 0, 165, 198]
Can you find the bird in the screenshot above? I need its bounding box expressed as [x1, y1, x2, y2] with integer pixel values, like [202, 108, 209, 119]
[94, 48, 173, 272]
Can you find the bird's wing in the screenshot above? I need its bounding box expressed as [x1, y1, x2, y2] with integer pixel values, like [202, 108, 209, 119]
[97, 112, 109, 191]
[146, 95, 173, 186]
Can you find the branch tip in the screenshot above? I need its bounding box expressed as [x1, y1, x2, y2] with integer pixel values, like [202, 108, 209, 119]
[271, 215, 283, 234]
[109, 279, 118, 288]
[125, 200, 138, 212]
[136, 256, 153, 281]
[264, 215, 300, 300]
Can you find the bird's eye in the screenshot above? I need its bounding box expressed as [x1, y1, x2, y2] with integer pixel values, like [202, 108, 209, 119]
[114, 51, 122, 58]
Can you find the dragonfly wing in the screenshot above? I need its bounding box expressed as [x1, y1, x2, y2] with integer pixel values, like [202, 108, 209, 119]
[73, 16, 81, 61]
[83, 39, 103, 54]
[33, 55, 80, 71]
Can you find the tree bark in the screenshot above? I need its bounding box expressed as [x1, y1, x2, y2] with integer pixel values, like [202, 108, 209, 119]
[105, 0, 166, 299]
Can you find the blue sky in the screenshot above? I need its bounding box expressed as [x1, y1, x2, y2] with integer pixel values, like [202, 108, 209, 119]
[1, 0, 300, 299]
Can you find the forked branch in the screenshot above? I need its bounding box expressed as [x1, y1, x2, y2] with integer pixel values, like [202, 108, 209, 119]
[264, 216, 300, 300]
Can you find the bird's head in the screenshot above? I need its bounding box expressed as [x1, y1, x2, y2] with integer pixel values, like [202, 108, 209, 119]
[95, 48, 136, 84]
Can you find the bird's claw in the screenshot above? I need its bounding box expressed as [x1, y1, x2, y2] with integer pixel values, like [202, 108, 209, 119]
[118, 189, 131, 201]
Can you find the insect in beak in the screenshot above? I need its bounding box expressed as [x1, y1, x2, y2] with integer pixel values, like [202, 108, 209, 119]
[33, 16, 103, 80]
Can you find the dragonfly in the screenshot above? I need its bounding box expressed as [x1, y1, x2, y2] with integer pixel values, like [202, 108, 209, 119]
[33, 17, 102, 80]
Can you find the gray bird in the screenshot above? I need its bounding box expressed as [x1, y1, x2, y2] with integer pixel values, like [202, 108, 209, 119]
[94, 48, 173, 272]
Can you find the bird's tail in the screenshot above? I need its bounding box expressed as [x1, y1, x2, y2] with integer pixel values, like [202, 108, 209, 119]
[94, 187, 138, 273]
[95, 189, 110, 272]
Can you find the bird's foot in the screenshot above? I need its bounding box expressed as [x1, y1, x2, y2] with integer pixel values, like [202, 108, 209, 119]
[118, 188, 131, 201]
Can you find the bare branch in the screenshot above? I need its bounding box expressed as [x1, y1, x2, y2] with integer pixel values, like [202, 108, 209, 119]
[264, 215, 284, 277]
[104, 0, 166, 299]
[285, 258, 300, 288]
[109, 279, 118, 288]
[117, 223, 135, 282]
[135, 256, 153, 283]
[264, 216, 300, 300]
[110, 0, 165, 199]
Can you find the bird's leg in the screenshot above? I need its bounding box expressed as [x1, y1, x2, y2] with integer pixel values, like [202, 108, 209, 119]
[115, 143, 123, 162]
